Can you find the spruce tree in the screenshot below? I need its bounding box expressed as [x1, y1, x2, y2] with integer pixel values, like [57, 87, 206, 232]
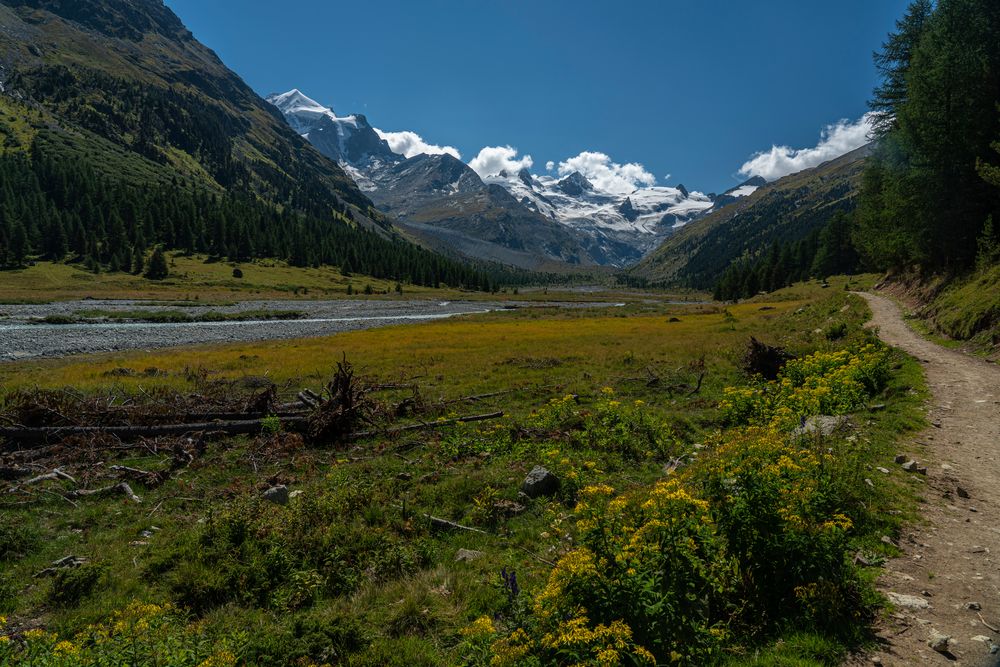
[144, 246, 169, 280]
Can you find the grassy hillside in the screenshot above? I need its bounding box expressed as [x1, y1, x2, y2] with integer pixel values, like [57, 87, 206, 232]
[880, 265, 1000, 358]
[632, 146, 870, 289]
[0, 0, 373, 222]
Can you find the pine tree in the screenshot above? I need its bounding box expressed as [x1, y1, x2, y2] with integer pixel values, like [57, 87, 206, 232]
[144, 246, 169, 280]
[869, 0, 934, 137]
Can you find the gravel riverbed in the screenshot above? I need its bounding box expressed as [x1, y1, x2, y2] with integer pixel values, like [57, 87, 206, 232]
[0, 299, 619, 361]
[0, 299, 508, 361]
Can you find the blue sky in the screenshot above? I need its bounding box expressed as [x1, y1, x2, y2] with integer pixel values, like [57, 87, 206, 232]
[165, 0, 909, 194]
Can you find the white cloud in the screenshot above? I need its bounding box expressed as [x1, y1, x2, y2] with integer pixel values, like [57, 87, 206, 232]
[739, 114, 873, 181]
[557, 151, 656, 194]
[545, 160, 555, 172]
[374, 129, 461, 159]
[468, 145, 534, 178]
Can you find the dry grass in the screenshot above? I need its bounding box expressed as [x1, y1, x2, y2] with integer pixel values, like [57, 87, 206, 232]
[0, 255, 432, 302]
[0, 300, 800, 403]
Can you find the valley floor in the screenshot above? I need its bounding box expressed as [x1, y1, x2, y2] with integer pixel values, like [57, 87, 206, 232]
[854, 294, 1000, 667]
[0, 279, 933, 665]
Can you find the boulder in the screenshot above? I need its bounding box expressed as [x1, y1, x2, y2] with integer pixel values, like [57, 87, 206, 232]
[886, 592, 931, 610]
[455, 549, 484, 563]
[792, 415, 850, 438]
[521, 466, 560, 498]
[262, 484, 289, 505]
[927, 629, 951, 653]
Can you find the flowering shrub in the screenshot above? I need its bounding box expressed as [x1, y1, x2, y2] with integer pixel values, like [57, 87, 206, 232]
[693, 427, 865, 633]
[479, 482, 732, 665]
[720, 345, 890, 429]
[527, 391, 679, 461]
[478, 344, 890, 664]
[0, 603, 244, 666]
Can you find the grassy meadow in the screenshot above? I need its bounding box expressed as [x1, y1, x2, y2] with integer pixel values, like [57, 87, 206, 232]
[0, 278, 929, 666]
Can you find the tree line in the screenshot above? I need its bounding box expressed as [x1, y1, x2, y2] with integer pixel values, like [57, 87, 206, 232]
[855, 0, 1000, 272]
[0, 140, 532, 290]
[715, 0, 1000, 300]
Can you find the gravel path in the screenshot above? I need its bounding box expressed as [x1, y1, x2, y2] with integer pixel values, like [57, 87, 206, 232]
[855, 293, 1000, 667]
[0, 299, 507, 360]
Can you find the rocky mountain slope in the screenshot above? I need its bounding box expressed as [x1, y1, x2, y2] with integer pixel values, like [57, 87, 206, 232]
[630, 145, 871, 288]
[269, 88, 760, 269]
[0, 0, 524, 290]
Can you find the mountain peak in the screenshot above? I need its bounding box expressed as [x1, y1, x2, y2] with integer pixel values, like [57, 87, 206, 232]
[266, 89, 333, 118]
[518, 168, 534, 188]
[557, 171, 594, 196]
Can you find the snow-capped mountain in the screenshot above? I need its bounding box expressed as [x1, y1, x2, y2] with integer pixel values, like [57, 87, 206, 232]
[267, 88, 758, 268]
[265, 89, 401, 190]
[481, 169, 716, 257]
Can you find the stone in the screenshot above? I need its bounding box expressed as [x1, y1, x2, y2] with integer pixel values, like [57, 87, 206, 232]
[869, 403, 887, 412]
[521, 466, 560, 498]
[397, 472, 413, 481]
[901, 460, 919, 472]
[455, 549, 484, 562]
[916, 466, 928, 475]
[965, 601, 982, 611]
[927, 629, 951, 653]
[877, 467, 891, 474]
[894, 454, 908, 464]
[957, 486, 970, 499]
[289, 489, 304, 499]
[792, 415, 850, 438]
[887, 592, 931, 609]
[262, 485, 289, 505]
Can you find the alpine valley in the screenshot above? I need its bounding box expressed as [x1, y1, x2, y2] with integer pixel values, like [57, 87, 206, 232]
[268, 88, 765, 270]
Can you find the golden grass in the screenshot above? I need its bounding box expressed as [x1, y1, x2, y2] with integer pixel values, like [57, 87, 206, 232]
[0, 257, 706, 304]
[0, 255, 435, 302]
[0, 300, 799, 399]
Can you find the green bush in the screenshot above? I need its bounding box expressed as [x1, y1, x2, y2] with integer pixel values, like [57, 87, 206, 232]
[48, 564, 108, 607]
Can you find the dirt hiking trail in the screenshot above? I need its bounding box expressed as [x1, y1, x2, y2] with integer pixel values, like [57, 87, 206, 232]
[853, 293, 1000, 666]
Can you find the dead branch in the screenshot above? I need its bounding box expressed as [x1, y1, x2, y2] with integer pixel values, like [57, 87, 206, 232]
[978, 612, 1000, 633]
[425, 514, 488, 534]
[66, 482, 141, 504]
[7, 468, 76, 493]
[349, 411, 503, 439]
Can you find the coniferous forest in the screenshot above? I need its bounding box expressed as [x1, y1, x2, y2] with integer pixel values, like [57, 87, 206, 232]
[0, 138, 529, 291]
[714, 0, 1000, 300]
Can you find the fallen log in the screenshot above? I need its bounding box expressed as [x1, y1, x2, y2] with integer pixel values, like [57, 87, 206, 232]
[1, 410, 502, 448]
[0, 417, 310, 447]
